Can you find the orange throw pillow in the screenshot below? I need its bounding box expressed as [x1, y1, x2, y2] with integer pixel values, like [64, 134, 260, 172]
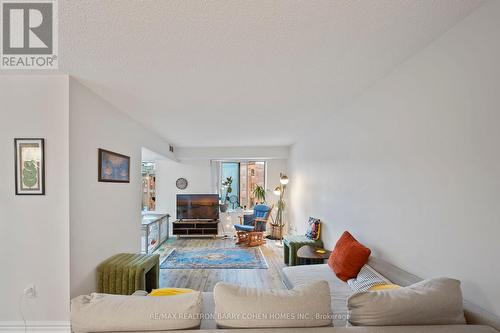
[328, 231, 371, 282]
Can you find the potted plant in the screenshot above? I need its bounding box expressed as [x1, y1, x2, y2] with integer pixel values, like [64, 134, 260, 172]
[222, 176, 233, 201]
[220, 177, 233, 212]
[252, 185, 266, 204]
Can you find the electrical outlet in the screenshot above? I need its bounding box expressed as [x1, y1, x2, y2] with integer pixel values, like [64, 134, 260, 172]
[23, 284, 36, 298]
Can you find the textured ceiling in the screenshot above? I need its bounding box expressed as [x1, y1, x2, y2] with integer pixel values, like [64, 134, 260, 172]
[59, 0, 484, 147]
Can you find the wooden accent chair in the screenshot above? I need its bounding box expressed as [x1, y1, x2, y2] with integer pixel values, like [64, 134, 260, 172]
[235, 204, 274, 247]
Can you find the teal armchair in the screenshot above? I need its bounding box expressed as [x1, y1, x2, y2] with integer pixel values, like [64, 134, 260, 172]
[235, 204, 273, 246]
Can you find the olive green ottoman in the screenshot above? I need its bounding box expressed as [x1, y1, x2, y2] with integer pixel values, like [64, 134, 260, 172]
[97, 253, 159, 295]
[283, 235, 323, 266]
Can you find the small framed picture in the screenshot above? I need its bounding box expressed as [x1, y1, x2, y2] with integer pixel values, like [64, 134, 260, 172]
[14, 138, 45, 195]
[98, 148, 130, 183]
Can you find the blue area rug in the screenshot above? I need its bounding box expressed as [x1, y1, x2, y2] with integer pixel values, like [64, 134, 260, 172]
[160, 247, 268, 269]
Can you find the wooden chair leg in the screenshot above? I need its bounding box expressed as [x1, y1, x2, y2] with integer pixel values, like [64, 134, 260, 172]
[236, 231, 249, 245]
[247, 231, 265, 247]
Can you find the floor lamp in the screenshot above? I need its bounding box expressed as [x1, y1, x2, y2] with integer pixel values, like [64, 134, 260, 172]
[273, 173, 289, 247]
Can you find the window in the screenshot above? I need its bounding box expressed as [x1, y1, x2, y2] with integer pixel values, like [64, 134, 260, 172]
[221, 162, 240, 206]
[220, 161, 266, 209]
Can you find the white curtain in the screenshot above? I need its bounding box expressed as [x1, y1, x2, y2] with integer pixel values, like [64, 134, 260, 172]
[209, 160, 221, 197]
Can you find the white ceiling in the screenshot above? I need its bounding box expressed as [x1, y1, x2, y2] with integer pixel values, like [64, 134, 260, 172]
[59, 0, 484, 147]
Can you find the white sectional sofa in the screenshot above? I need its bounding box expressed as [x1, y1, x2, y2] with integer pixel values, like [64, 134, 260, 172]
[282, 257, 500, 332]
[282, 262, 352, 327]
[71, 256, 500, 333]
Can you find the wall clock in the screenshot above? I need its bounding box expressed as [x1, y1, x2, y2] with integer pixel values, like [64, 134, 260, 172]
[176, 177, 188, 190]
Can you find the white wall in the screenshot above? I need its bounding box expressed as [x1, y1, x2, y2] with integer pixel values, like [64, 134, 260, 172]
[263, 158, 288, 216]
[176, 146, 289, 160]
[288, 1, 500, 317]
[0, 75, 70, 325]
[69, 78, 173, 298]
[154, 159, 212, 219]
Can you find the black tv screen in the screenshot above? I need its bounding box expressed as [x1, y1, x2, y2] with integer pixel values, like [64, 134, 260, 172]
[177, 194, 219, 220]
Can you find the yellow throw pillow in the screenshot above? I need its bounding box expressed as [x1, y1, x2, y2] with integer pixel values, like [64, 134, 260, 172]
[148, 288, 195, 296]
[368, 284, 401, 291]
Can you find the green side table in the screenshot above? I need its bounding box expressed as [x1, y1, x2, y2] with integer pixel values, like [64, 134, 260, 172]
[297, 245, 332, 265]
[283, 235, 323, 266]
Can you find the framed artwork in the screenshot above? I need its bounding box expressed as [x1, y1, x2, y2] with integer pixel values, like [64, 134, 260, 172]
[98, 148, 130, 183]
[14, 138, 45, 195]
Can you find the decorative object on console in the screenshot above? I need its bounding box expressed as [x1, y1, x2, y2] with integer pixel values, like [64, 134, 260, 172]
[305, 217, 321, 240]
[270, 172, 289, 244]
[175, 177, 188, 189]
[219, 202, 228, 213]
[235, 204, 273, 247]
[328, 231, 371, 281]
[98, 148, 130, 183]
[160, 247, 268, 269]
[14, 138, 45, 195]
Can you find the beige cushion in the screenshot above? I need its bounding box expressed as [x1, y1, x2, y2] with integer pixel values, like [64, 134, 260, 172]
[214, 280, 333, 328]
[348, 277, 467, 326]
[282, 264, 352, 327]
[70, 292, 202, 333]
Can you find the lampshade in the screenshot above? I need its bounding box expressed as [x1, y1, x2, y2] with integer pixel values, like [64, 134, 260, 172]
[280, 175, 289, 185]
[273, 186, 281, 196]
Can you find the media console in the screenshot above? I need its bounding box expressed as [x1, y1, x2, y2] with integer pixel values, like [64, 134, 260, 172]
[172, 219, 219, 239]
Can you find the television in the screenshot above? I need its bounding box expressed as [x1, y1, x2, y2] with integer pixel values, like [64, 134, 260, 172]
[176, 194, 219, 221]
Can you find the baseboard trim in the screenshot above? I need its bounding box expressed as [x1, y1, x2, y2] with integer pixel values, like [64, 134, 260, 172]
[0, 321, 70, 333]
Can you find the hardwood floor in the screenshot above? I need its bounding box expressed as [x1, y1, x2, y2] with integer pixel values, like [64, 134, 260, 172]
[155, 237, 287, 291]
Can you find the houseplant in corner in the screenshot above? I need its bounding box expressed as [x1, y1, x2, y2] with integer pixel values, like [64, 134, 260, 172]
[252, 185, 266, 204]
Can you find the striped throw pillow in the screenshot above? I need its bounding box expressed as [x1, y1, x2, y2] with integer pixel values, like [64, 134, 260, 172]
[347, 265, 392, 293]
